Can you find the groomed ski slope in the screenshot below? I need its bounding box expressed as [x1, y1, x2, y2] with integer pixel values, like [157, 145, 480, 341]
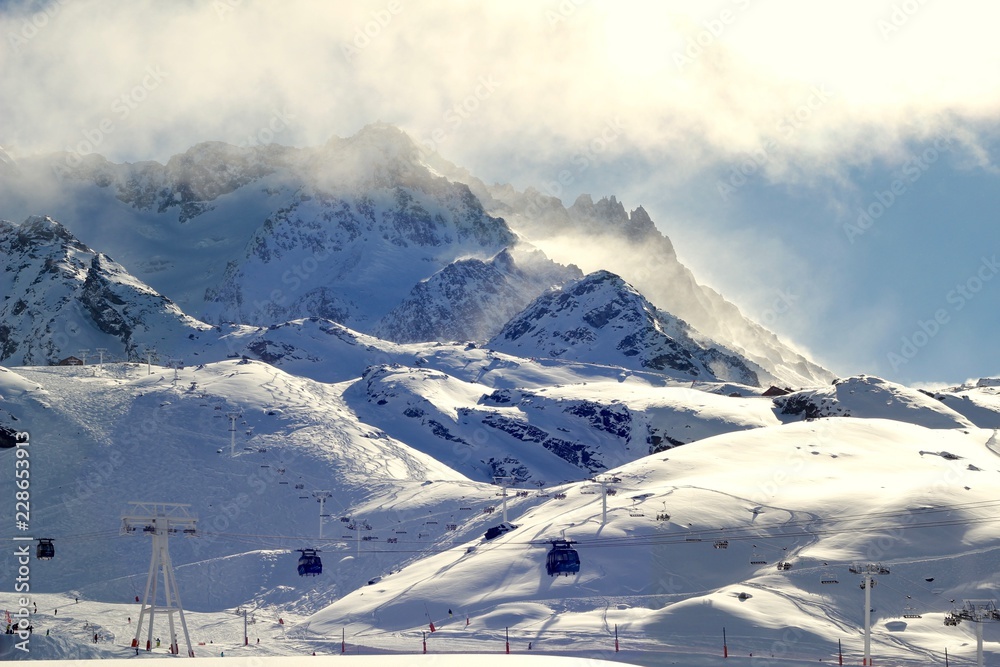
[1, 358, 999, 664]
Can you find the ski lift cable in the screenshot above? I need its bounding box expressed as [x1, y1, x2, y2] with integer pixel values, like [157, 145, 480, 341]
[49, 494, 1000, 564]
[565, 508, 1000, 549]
[891, 571, 947, 600]
[94, 504, 1000, 557]
[185, 501, 1000, 552]
[875, 578, 929, 615]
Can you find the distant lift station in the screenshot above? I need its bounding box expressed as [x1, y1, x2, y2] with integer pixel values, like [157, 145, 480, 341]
[36, 538, 55, 560]
[546, 539, 580, 577]
[297, 548, 322, 576]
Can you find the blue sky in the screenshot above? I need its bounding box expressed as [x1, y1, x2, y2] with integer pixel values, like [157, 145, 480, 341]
[1, 0, 998, 385]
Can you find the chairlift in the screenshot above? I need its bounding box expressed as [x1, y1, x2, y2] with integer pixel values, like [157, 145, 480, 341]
[546, 539, 580, 577]
[296, 548, 322, 576]
[36, 538, 55, 560]
[902, 606, 922, 619]
[749, 546, 767, 565]
[776, 561, 792, 571]
[553, 493, 567, 500]
[581, 487, 598, 495]
[713, 540, 729, 549]
[821, 573, 839, 584]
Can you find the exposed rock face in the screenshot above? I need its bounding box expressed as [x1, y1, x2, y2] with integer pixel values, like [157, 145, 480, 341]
[374, 247, 581, 343]
[0, 216, 209, 365]
[489, 270, 761, 386]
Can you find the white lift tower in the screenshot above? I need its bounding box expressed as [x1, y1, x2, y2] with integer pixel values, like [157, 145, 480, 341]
[849, 562, 890, 666]
[945, 599, 1000, 667]
[121, 502, 198, 657]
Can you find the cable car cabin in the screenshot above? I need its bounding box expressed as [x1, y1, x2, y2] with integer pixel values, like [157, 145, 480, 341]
[484, 522, 517, 541]
[296, 549, 322, 576]
[546, 540, 580, 577]
[36, 538, 55, 560]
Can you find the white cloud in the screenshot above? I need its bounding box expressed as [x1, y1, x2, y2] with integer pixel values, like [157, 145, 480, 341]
[1, 0, 997, 178]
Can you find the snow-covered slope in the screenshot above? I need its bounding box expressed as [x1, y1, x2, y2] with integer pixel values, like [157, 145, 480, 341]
[773, 375, 976, 429]
[0, 360, 499, 610]
[301, 417, 1000, 663]
[489, 270, 762, 386]
[0, 356, 997, 663]
[926, 378, 1000, 429]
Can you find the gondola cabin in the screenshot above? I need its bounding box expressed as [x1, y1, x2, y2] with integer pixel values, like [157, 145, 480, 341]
[296, 548, 322, 576]
[36, 538, 55, 560]
[484, 522, 517, 541]
[546, 539, 580, 577]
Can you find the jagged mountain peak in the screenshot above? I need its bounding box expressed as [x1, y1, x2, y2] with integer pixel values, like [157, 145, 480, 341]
[344, 121, 422, 156]
[15, 215, 90, 251]
[489, 269, 761, 386]
[569, 194, 627, 223]
[373, 244, 581, 344]
[487, 183, 830, 386]
[0, 216, 209, 365]
[310, 122, 434, 191]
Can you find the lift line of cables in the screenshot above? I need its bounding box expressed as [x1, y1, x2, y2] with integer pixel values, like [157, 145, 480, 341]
[36, 495, 993, 556]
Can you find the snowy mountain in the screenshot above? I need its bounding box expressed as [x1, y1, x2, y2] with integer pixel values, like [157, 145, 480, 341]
[200, 133, 518, 329]
[773, 374, 977, 429]
[489, 270, 761, 386]
[0, 216, 213, 365]
[0, 124, 830, 387]
[925, 378, 1000, 429]
[483, 186, 834, 388]
[373, 246, 581, 344]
